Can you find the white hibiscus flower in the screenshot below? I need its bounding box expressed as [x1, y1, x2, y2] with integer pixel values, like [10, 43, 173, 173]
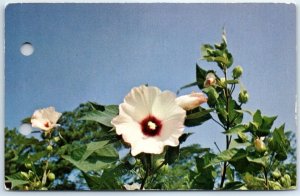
[31, 107, 62, 132]
[111, 85, 186, 156]
[175, 92, 207, 110]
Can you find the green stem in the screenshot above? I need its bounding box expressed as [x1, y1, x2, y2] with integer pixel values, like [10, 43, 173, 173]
[220, 67, 232, 189]
[140, 154, 151, 190]
[263, 167, 269, 190]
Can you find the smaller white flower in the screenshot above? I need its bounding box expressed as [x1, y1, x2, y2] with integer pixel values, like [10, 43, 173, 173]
[124, 183, 142, 190]
[175, 92, 207, 110]
[204, 72, 216, 88]
[31, 107, 62, 132]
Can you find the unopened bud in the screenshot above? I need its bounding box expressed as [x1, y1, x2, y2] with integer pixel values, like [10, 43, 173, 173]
[21, 171, 29, 179]
[28, 170, 34, 179]
[272, 169, 281, 179]
[175, 92, 207, 110]
[254, 138, 266, 152]
[238, 90, 249, 104]
[219, 77, 226, 87]
[47, 172, 55, 181]
[46, 145, 53, 152]
[53, 136, 60, 142]
[232, 66, 243, 78]
[25, 162, 32, 169]
[204, 73, 216, 88]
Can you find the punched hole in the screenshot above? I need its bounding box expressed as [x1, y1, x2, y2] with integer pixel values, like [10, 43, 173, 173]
[20, 42, 34, 56]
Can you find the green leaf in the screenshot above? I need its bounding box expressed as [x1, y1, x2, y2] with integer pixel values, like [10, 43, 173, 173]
[62, 140, 118, 172]
[196, 64, 207, 89]
[242, 173, 267, 190]
[104, 105, 119, 115]
[225, 79, 239, 85]
[178, 132, 193, 144]
[186, 108, 213, 120]
[62, 155, 110, 172]
[5, 173, 29, 189]
[203, 86, 219, 105]
[80, 110, 116, 127]
[273, 125, 289, 161]
[83, 170, 123, 190]
[177, 81, 198, 94]
[253, 110, 262, 127]
[91, 144, 119, 163]
[246, 156, 267, 167]
[185, 107, 212, 127]
[81, 140, 110, 161]
[226, 166, 234, 182]
[191, 153, 215, 189]
[223, 181, 245, 190]
[165, 146, 179, 165]
[224, 124, 247, 135]
[206, 148, 241, 167]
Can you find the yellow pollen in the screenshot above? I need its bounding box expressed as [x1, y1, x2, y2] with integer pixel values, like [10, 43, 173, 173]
[147, 121, 157, 130]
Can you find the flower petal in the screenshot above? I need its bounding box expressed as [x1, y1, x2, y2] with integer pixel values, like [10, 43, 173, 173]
[131, 138, 164, 156]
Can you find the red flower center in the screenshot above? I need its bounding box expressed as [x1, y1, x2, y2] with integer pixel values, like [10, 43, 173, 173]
[140, 115, 162, 137]
[44, 122, 50, 128]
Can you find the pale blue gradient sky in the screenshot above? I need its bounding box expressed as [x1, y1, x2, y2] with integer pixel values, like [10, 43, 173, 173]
[5, 3, 296, 151]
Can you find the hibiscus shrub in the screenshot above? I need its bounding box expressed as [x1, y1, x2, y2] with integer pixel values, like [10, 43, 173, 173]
[5, 33, 296, 190]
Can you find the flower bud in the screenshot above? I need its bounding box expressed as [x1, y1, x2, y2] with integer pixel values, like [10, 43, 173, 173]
[283, 174, 291, 188]
[238, 90, 249, 104]
[272, 169, 281, 179]
[33, 181, 41, 188]
[28, 170, 34, 179]
[47, 172, 55, 181]
[21, 171, 29, 179]
[46, 145, 53, 152]
[175, 92, 207, 110]
[40, 187, 48, 191]
[53, 136, 60, 142]
[219, 77, 226, 87]
[254, 138, 266, 152]
[23, 185, 29, 191]
[25, 162, 32, 169]
[232, 65, 243, 78]
[204, 73, 216, 88]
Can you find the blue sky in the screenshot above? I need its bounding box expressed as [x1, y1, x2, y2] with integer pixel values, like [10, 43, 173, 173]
[5, 3, 296, 151]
